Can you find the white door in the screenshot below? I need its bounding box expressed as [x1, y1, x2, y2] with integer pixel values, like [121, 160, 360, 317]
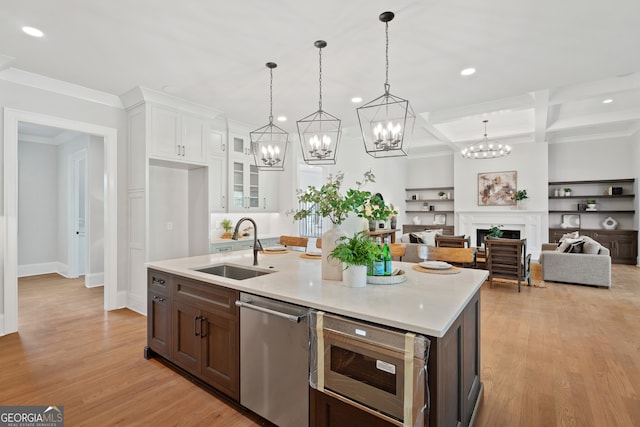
[69, 150, 87, 278]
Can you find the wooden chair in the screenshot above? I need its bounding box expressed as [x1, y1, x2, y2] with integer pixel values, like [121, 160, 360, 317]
[422, 246, 476, 268]
[389, 243, 406, 261]
[435, 235, 471, 248]
[279, 236, 309, 252]
[315, 238, 322, 249]
[485, 238, 531, 292]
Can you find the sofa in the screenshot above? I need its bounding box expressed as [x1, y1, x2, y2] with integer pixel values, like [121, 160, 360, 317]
[539, 238, 611, 287]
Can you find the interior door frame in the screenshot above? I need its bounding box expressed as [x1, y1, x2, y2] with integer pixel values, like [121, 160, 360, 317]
[3, 108, 119, 335]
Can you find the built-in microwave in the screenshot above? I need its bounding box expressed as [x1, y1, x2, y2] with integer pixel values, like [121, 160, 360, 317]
[309, 311, 430, 427]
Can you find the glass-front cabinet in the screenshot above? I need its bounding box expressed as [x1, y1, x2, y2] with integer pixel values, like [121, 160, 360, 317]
[229, 133, 261, 211]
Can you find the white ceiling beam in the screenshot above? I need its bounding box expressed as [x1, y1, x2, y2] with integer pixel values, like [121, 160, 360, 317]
[532, 89, 549, 143]
[547, 109, 640, 131]
[424, 94, 534, 125]
[549, 131, 633, 145]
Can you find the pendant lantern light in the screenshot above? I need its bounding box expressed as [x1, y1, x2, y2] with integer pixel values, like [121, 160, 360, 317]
[297, 40, 341, 165]
[357, 11, 415, 158]
[250, 62, 289, 171]
[461, 120, 511, 159]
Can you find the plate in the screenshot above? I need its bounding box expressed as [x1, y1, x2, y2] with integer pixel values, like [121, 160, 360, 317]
[306, 251, 322, 257]
[264, 245, 287, 252]
[419, 261, 452, 270]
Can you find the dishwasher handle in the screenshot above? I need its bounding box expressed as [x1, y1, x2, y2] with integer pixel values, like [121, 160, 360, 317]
[235, 300, 304, 323]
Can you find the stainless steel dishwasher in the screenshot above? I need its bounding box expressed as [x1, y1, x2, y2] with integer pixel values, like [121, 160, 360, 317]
[235, 293, 310, 427]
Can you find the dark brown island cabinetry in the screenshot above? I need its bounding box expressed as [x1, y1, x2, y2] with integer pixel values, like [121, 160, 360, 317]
[310, 290, 482, 427]
[145, 269, 240, 402]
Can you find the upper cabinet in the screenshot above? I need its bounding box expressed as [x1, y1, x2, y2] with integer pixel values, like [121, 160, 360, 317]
[208, 130, 227, 213]
[149, 104, 208, 165]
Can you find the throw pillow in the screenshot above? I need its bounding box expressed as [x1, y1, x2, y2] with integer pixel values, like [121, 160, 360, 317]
[559, 231, 579, 242]
[556, 237, 582, 252]
[581, 236, 602, 254]
[400, 233, 412, 243]
[566, 240, 585, 253]
[415, 230, 440, 246]
[409, 233, 423, 244]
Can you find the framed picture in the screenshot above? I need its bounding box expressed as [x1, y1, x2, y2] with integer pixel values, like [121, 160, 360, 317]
[433, 214, 446, 225]
[562, 214, 581, 228]
[478, 171, 517, 206]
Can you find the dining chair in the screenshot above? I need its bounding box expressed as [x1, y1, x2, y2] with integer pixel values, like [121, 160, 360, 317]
[435, 235, 471, 248]
[421, 246, 476, 268]
[279, 236, 310, 252]
[389, 243, 406, 261]
[485, 238, 531, 292]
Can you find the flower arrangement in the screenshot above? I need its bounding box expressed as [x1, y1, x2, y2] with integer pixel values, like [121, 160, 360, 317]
[487, 224, 504, 238]
[289, 170, 376, 225]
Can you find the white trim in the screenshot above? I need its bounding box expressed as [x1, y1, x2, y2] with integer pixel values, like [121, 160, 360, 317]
[3, 108, 119, 336]
[17, 262, 59, 277]
[0, 68, 123, 109]
[126, 292, 146, 316]
[85, 273, 104, 288]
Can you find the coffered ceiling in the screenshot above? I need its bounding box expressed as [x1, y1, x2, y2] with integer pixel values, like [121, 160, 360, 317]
[2, 0, 639, 156]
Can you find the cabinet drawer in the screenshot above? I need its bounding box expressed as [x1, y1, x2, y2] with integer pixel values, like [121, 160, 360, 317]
[148, 269, 171, 296]
[174, 277, 239, 316]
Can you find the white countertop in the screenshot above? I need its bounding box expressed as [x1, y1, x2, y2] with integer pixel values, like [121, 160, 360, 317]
[146, 250, 488, 338]
[210, 234, 279, 244]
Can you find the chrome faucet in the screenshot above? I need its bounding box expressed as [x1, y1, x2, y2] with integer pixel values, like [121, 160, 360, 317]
[232, 217, 262, 266]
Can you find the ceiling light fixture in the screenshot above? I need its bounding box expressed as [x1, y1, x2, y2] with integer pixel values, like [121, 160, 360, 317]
[351, 97, 362, 103]
[460, 67, 476, 76]
[357, 11, 415, 158]
[461, 120, 511, 159]
[250, 62, 288, 171]
[297, 40, 341, 165]
[602, 99, 613, 104]
[22, 26, 44, 38]
[277, 116, 287, 122]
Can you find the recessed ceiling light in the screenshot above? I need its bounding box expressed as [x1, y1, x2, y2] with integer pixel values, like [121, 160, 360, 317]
[460, 67, 476, 76]
[22, 26, 44, 38]
[351, 97, 362, 103]
[602, 99, 613, 104]
[277, 116, 287, 122]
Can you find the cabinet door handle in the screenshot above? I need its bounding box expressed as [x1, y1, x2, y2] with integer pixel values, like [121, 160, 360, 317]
[182, 145, 186, 156]
[200, 317, 208, 338]
[152, 278, 165, 286]
[222, 143, 226, 152]
[222, 195, 225, 209]
[194, 316, 201, 336]
[152, 295, 165, 302]
[263, 197, 266, 209]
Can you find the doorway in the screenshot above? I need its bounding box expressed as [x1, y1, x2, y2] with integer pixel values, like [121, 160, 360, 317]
[3, 108, 118, 336]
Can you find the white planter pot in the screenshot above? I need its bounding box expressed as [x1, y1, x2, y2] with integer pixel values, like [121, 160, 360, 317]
[321, 224, 346, 281]
[342, 264, 367, 288]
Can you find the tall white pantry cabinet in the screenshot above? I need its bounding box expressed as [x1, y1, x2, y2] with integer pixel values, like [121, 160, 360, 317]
[125, 89, 280, 314]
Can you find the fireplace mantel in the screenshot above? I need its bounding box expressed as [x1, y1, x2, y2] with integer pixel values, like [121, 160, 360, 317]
[456, 210, 548, 259]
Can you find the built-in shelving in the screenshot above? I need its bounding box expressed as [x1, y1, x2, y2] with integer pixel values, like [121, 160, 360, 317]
[405, 187, 454, 226]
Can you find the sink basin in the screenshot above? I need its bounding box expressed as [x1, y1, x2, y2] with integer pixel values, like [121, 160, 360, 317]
[193, 264, 274, 280]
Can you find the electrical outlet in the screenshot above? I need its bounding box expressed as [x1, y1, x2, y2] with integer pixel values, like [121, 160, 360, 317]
[167, 222, 173, 231]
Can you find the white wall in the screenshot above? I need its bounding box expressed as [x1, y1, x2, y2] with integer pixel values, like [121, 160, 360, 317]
[454, 142, 549, 214]
[18, 142, 59, 267]
[549, 138, 635, 181]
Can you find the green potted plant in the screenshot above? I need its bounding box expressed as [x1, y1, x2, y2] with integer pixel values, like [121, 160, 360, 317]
[564, 187, 572, 196]
[329, 231, 380, 287]
[220, 219, 234, 239]
[289, 170, 376, 281]
[438, 191, 446, 199]
[511, 189, 528, 209]
[586, 199, 597, 210]
[487, 224, 504, 238]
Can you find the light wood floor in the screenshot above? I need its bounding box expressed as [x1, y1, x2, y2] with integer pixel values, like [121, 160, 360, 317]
[1, 267, 639, 426]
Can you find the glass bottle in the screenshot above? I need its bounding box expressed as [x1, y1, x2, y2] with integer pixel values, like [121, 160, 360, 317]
[373, 237, 385, 276]
[383, 237, 392, 276]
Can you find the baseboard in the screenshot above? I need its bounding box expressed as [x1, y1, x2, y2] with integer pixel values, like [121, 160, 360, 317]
[126, 292, 146, 315]
[18, 262, 60, 277]
[85, 272, 104, 288]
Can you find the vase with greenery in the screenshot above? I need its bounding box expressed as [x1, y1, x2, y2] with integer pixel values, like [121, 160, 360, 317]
[564, 187, 572, 196]
[438, 191, 446, 199]
[487, 224, 503, 238]
[329, 231, 380, 287]
[512, 189, 528, 209]
[289, 170, 376, 280]
[359, 193, 395, 230]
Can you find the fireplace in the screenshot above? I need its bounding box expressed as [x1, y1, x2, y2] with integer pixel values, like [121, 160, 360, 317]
[476, 228, 521, 247]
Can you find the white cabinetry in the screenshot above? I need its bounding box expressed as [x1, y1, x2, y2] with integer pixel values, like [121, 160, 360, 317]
[208, 130, 227, 213]
[149, 104, 207, 164]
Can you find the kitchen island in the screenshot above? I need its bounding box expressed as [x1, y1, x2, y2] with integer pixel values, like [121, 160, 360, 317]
[146, 249, 487, 427]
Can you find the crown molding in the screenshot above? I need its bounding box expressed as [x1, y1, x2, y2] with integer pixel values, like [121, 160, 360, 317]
[120, 86, 223, 119]
[0, 67, 123, 109]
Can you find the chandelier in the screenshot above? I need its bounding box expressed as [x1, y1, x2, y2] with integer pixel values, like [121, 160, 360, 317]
[461, 120, 512, 159]
[250, 62, 289, 171]
[357, 11, 415, 158]
[297, 40, 341, 165]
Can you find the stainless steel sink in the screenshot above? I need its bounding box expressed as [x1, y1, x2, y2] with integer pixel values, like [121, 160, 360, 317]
[193, 264, 275, 280]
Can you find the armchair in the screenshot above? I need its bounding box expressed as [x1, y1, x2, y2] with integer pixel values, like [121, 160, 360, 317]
[485, 238, 531, 292]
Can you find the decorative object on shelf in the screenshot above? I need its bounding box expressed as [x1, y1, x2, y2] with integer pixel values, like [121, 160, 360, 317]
[586, 199, 597, 211]
[412, 216, 421, 225]
[554, 188, 560, 197]
[434, 214, 446, 225]
[461, 120, 511, 159]
[389, 215, 397, 229]
[478, 171, 517, 206]
[250, 62, 289, 171]
[422, 202, 429, 211]
[564, 187, 572, 196]
[359, 193, 396, 230]
[297, 40, 341, 165]
[356, 11, 414, 158]
[289, 170, 376, 280]
[511, 188, 528, 209]
[561, 214, 581, 228]
[608, 186, 623, 195]
[602, 216, 618, 230]
[438, 191, 446, 199]
[329, 231, 380, 288]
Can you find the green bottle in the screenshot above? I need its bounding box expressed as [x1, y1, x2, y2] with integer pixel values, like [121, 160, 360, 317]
[373, 237, 385, 276]
[383, 237, 392, 276]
